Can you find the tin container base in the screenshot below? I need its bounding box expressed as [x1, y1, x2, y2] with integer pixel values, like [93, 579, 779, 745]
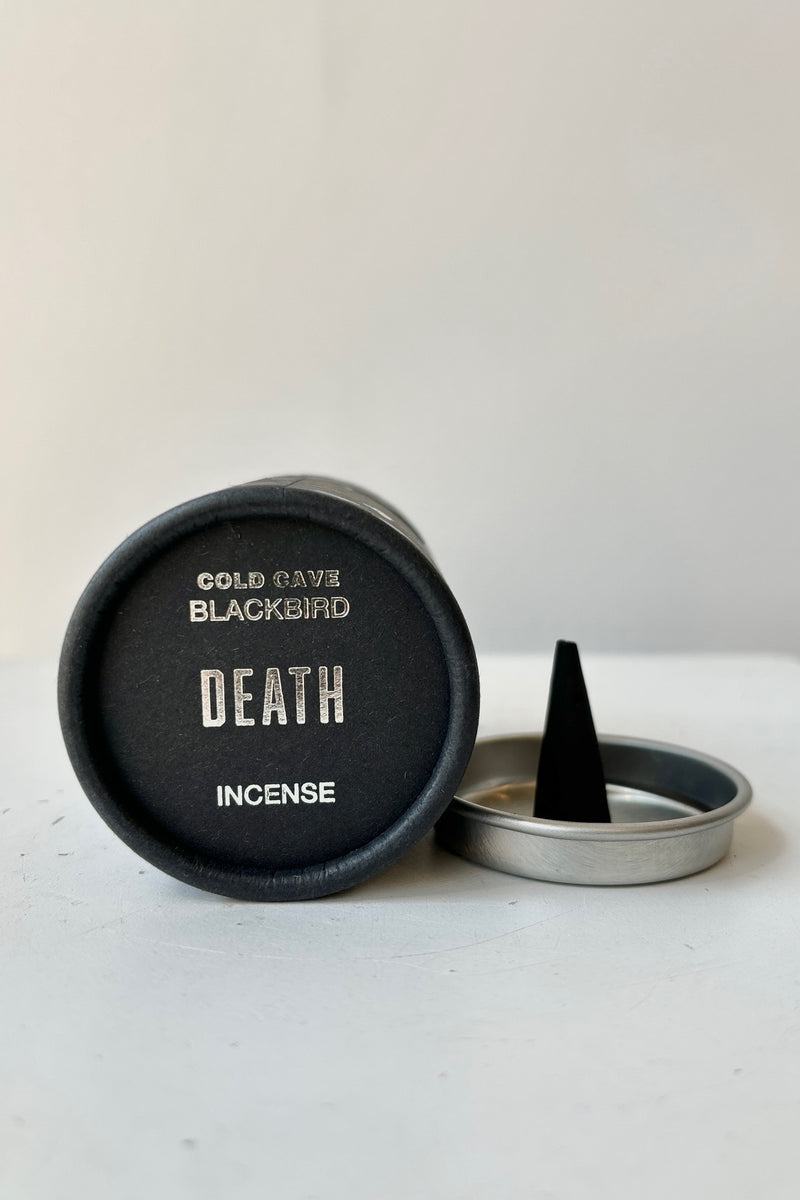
[435, 734, 752, 886]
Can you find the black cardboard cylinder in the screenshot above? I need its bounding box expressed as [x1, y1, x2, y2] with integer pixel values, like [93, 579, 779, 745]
[58, 476, 480, 900]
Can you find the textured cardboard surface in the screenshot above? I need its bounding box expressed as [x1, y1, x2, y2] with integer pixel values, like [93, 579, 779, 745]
[59, 481, 479, 899]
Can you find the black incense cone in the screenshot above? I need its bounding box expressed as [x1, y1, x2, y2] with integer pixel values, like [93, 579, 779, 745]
[534, 641, 611, 823]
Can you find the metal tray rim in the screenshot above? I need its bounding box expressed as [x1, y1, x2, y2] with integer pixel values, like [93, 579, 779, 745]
[450, 732, 752, 843]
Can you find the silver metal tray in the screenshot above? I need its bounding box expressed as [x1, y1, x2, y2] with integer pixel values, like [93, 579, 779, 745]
[436, 734, 752, 885]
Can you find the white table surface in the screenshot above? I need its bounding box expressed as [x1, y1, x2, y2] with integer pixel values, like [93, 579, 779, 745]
[3, 653, 799, 1200]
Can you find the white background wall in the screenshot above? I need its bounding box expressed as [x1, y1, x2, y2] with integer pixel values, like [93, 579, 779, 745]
[2, 1, 798, 657]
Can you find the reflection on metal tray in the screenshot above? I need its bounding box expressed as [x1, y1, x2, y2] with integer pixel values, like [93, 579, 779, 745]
[436, 734, 752, 886]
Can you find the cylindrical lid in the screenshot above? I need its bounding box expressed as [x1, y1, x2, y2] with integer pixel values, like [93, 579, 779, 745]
[59, 477, 479, 900]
